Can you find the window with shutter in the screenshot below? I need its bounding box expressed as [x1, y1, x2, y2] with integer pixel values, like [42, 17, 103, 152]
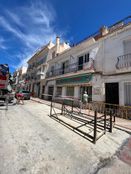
[85, 53, 90, 63]
[66, 87, 74, 97]
[124, 82, 131, 106]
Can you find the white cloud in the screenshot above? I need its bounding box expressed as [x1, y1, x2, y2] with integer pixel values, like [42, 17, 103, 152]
[12, 51, 34, 69]
[6, 10, 24, 27]
[0, 37, 7, 50]
[0, 1, 58, 69]
[0, 16, 26, 41]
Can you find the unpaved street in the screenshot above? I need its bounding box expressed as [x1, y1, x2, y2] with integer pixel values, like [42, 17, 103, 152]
[0, 101, 131, 174]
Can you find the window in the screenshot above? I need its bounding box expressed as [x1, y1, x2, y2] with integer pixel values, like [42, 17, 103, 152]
[78, 56, 84, 70]
[62, 62, 65, 74]
[42, 86, 45, 93]
[51, 66, 54, 73]
[66, 87, 74, 97]
[124, 40, 131, 54]
[78, 53, 89, 70]
[56, 87, 62, 97]
[42, 86, 45, 99]
[85, 53, 90, 63]
[38, 58, 44, 65]
[65, 60, 69, 68]
[52, 51, 56, 58]
[62, 60, 69, 74]
[124, 82, 131, 106]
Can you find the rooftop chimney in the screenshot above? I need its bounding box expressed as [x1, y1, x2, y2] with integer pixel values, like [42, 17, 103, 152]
[100, 26, 109, 36]
[56, 36, 60, 54]
[48, 40, 54, 49]
[56, 36, 60, 46]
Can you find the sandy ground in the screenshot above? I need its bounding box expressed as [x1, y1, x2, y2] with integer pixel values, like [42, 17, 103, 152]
[0, 100, 131, 174]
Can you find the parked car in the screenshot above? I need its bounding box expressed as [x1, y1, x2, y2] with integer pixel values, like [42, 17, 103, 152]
[17, 90, 31, 100]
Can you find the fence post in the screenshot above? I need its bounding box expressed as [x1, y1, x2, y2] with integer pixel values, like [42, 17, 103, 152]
[80, 100, 82, 113]
[71, 100, 73, 113]
[114, 113, 116, 123]
[110, 110, 113, 133]
[50, 98, 53, 117]
[5, 95, 8, 110]
[61, 99, 64, 115]
[104, 110, 106, 134]
[93, 110, 97, 144]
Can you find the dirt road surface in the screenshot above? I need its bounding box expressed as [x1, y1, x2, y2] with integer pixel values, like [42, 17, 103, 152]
[0, 101, 131, 174]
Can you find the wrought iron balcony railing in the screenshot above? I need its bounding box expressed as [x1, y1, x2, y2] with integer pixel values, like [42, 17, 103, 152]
[116, 53, 131, 69]
[46, 61, 94, 78]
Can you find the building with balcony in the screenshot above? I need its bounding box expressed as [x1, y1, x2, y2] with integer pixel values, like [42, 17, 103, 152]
[13, 66, 27, 91]
[45, 16, 131, 106]
[26, 37, 70, 97]
[45, 37, 98, 102]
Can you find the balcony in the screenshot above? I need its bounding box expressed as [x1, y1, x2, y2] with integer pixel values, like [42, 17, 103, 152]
[46, 61, 94, 78]
[116, 53, 131, 70]
[37, 71, 45, 76]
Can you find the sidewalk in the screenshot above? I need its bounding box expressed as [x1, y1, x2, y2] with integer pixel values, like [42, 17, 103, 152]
[31, 97, 131, 132]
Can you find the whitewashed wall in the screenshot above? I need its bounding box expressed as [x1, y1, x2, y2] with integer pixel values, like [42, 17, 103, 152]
[102, 26, 131, 74]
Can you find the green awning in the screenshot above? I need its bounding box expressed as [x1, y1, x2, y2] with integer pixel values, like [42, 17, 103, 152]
[56, 74, 93, 85]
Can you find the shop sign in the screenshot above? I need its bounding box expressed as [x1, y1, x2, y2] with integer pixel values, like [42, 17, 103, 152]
[56, 74, 93, 85]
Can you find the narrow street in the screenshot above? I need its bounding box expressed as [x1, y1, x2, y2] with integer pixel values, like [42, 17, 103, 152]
[0, 101, 131, 174]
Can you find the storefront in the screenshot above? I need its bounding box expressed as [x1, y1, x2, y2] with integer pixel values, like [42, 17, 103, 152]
[56, 73, 93, 100]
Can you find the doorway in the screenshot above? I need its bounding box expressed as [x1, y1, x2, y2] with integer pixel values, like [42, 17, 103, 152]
[62, 62, 65, 74]
[48, 86, 54, 100]
[105, 83, 119, 105]
[37, 82, 40, 97]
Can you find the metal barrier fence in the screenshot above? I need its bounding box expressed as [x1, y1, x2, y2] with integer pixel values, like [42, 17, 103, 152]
[41, 94, 131, 120]
[49, 97, 115, 144]
[88, 102, 131, 120]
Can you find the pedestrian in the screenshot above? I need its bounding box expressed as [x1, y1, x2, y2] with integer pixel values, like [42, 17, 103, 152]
[83, 91, 88, 109]
[16, 91, 24, 105]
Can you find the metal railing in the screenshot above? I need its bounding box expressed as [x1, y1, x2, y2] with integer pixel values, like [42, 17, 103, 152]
[88, 102, 131, 120]
[116, 53, 131, 69]
[46, 63, 77, 77]
[46, 61, 93, 78]
[49, 97, 115, 144]
[41, 94, 131, 120]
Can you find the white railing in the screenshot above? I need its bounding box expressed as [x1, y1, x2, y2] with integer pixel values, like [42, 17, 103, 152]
[116, 53, 131, 69]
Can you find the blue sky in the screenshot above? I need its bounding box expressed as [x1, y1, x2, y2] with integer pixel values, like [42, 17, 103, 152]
[0, 0, 131, 73]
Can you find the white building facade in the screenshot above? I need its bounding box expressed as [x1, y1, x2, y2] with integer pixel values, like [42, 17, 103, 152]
[45, 17, 131, 106]
[13, 66, 27, 91]
[26, 37, 70, 98]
